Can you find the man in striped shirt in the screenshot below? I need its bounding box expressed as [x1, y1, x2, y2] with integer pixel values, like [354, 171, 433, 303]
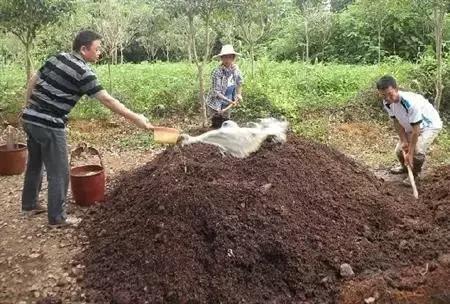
[21, 30, 153, 227]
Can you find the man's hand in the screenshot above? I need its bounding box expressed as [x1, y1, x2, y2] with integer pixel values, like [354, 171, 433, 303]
[235, 94, 243, 104]
[136, 114, 154, 130]
[403, 151, 413, 168]
[96, 90, 154, 130]
[401, 141, 409, 153]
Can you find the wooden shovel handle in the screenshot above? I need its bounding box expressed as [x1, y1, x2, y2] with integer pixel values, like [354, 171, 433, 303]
[403, 150, 419, 199]
[221, 101, 237, 113]
[406, 165, 419, 199]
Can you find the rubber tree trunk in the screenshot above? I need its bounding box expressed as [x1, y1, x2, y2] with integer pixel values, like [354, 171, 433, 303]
[188, 43, 193, 62]
[250, 44, 255, 78]
[197, 63, 207, 126]
[433, 4, 445, 111]
[108, 62, 112, 93]
[377, 29, 382, 64]
[25, 42, 33, 83]
[304, 19, 309, 62]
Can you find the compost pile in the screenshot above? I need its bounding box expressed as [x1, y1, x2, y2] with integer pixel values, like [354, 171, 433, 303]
[420, 164, 450, 226]
[79, 136, 449, 304]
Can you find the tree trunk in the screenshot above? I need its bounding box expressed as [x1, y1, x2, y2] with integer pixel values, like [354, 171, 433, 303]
[188, 13, 207, 125]
[188, 42, 192, 62]
[120, 46, 124, 64]
[166, 46, 170, 61]
[108, 61, 112, 93]
[197, 63, 208, 126]
[377, 28, 382, 64]
[25, 42, 32, 83]
[188, 15, 198, 62]
[152, 47, 157, 61]
[433, 4, 445, 111]
[305, 18, 309, 62]
[250, 44, 255, 78]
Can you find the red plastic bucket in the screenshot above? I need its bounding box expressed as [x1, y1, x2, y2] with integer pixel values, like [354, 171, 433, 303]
[0, 144, 27, 175]
[70, 145, 105, 206]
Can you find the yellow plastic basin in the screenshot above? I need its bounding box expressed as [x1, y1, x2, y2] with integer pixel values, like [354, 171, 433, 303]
[153, 127, 180, 144]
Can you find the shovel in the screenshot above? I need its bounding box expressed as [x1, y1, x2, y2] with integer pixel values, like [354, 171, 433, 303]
[403, 151, 419, 199]
[153, 127, 180, 145]
[220, 101, 238, 113]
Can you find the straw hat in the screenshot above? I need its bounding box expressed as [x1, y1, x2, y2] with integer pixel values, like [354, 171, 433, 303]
[213, 44, 241, 58]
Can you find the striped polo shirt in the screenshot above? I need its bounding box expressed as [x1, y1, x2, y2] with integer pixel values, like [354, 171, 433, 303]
[22, 52, 103, 129]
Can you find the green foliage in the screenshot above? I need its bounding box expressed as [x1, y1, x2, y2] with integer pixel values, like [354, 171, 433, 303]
[0, 34, 22, 64]
[0, 0, 447, 67]
[0, 60, 421, 122]
[118, 131, 156, 150]
[233, 79, 285, 120]
[0, 0, 74, 79]
[0, 0, 73, 40]
[330, 0, 353, 12]
[292, 117, 329, 141]
[33, 2, 95, 62]
[407, 53, 450, 112]
[323, 0, 432, 64]
[0, 64, 25, 114]
[72, 62, 199, 119]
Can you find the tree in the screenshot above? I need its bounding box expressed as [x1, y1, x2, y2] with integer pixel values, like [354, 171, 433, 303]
[96, 0, 143, 65]
[330, 0, 353, 12]
[431, 0, 448, 111]
[136, 5, 162, 61]
[0, 0, 73, 82]
[295, 0, 327, 62]
[163, 0, 224, 124]
[356, 0, 401, 64]
[412, 0, 449, 111]
[34, 1, 96, 62]
[0, 33, 22, 65]
[230, 0, 279, 76]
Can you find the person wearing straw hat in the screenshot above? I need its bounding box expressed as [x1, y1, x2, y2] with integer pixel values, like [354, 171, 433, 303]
[207, 44, 244, 128]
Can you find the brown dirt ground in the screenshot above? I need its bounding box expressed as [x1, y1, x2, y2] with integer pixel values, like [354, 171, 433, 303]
[0, 121, 448, 304]
[0, 122, 157, 304]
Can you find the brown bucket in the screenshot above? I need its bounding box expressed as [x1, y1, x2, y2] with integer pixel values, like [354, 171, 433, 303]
[70, 145, 105, 206]
[0, 143, 28, 175]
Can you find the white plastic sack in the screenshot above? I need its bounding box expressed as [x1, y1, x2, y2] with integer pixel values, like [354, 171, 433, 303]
[180, 118, 288, 158]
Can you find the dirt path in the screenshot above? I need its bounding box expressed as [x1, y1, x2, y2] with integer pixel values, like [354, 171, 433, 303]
[0, 150, 156, 304]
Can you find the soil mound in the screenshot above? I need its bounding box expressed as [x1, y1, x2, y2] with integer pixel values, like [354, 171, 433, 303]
[79, 137, 448, 303]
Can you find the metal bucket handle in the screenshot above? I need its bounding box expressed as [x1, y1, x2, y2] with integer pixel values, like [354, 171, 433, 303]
[2, 125, 19, 147]
[70, 143, 104, 168]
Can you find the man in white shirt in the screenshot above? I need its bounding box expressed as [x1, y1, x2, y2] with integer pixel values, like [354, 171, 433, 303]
[377, 75, 442, 185]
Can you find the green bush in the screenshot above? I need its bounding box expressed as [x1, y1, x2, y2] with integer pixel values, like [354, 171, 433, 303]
[233, 79, 286, 121]
[0, 60, 423, 123]
[406, 54, 450, 114]
[0, 64, 25, 115]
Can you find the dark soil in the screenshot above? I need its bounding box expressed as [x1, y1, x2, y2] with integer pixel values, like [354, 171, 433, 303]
[36, 297, 62, 304]
[420, 164, 450, 227]
[78, 136, 449, 304]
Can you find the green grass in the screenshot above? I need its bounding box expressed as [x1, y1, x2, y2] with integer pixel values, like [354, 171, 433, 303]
[118, 131, 157, 150]
[0, 60, 415, 121]
[0, 60, 448, 167]
[0, 64, 26, 115]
